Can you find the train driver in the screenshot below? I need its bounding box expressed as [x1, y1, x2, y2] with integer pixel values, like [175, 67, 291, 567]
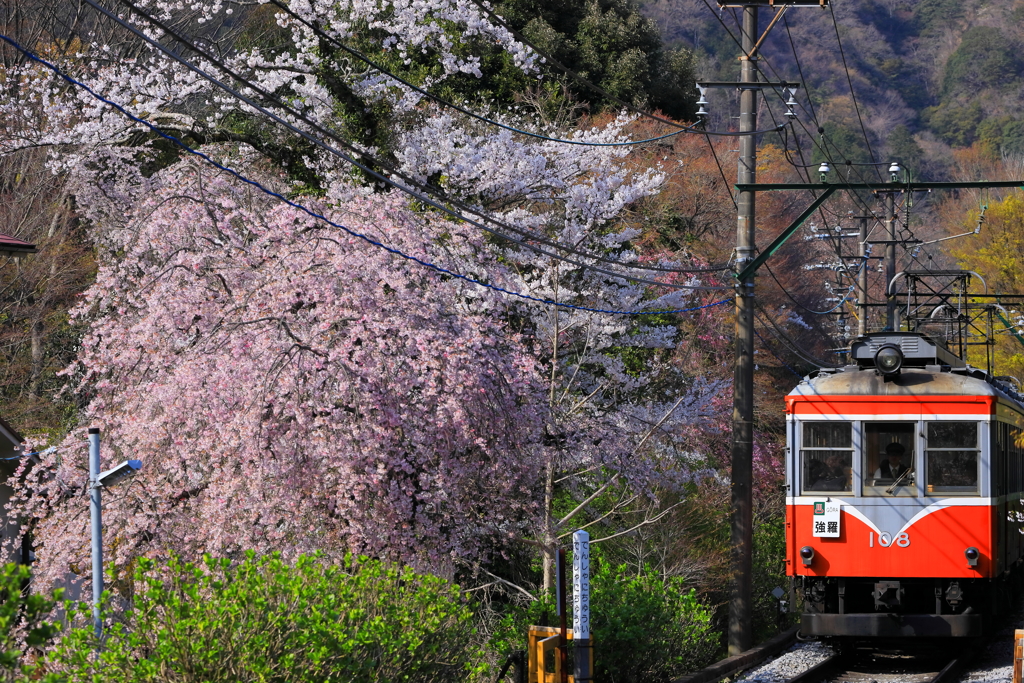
[872, 442, 910, 484]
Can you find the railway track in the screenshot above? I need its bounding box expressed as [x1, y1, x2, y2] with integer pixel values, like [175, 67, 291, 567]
[785, 639, 983, 683]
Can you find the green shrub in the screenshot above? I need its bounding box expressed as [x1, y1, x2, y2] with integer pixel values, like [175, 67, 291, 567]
[0, 563, 61, 682]
[490, 553, 718, 683]
[752, 514, 793, 641]
[49, 552, 479, 683]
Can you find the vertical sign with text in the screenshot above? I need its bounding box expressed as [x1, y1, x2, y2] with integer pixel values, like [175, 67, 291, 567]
[572, 530, 590, 640]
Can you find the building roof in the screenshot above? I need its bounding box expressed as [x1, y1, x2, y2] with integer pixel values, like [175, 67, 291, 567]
[0, 234, 36, 257]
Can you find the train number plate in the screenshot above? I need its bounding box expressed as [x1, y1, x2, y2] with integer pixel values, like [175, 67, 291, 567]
[812, 501, 841, 537]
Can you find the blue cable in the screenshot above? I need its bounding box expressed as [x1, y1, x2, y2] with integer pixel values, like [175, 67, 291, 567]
[0, 32, 731, 318]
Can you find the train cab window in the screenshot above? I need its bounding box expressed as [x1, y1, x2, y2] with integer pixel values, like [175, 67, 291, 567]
[926, 422, 979, 495]
[862, 422, 917, 497]
[801, 422, 852, 493]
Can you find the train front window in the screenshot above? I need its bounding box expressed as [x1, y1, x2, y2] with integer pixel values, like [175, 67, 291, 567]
[926, 422, 979, 495]
[862, 422, 917, 497]
[801, 422, 852, 493]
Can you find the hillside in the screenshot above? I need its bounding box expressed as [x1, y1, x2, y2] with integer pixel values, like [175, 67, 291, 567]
[642, 0, 1024, 179]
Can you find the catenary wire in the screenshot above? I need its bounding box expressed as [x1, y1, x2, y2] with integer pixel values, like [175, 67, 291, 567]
[828, 4, 882, 182]
[756, 307, 841, 368]
[754, 328, 805, 379]
[102, 0, 728, 277]
[85, 0, 730, 284]
[0, 31, 734, 317]
[691, 0, 878, 329]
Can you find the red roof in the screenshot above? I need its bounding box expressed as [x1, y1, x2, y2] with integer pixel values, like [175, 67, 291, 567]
[0, 233, 36, 255]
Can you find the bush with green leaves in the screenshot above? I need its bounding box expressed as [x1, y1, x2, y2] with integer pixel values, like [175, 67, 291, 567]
[49, 552, 479, 683]
[0, 563, 61, 682]
[491, 553, 717, 683]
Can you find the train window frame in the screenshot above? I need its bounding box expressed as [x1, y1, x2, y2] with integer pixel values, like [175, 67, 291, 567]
[861, 421, 918, 498]
[924, 421, 980, 496]
[799, 421, 853, 495]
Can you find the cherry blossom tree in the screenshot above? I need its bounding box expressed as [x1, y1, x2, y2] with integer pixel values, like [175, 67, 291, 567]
[11, 156, 551, 585]
[1, 0, 727, 588]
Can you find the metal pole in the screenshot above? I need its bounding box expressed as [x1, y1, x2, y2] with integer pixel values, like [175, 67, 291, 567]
[885, 192, 896, 331]
[858, 215, 868, 336]
[729, 2, 757, 657]
[88, 426, 102, 643]
[572, 530, 593, 683]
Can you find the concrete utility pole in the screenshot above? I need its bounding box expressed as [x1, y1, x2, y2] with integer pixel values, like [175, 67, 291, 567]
[729, 3, 758, 656]
[857, 215, 870, 336]
[884, 191, 897, 331]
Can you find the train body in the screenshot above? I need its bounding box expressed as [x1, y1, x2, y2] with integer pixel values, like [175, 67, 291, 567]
[786, 332, 1024, 638]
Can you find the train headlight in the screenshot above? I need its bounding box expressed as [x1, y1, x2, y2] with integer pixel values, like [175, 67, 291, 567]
[800, 546, 815, 566]
[965, 547, 980, 568]
[874, 345, 903, 376]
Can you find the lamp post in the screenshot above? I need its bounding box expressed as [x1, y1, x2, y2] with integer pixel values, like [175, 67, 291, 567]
[88, 427, 141, 642]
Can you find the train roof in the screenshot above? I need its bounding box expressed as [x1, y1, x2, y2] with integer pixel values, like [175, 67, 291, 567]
[787, 332, 1024, 407]
[788, 367, 1002, 398]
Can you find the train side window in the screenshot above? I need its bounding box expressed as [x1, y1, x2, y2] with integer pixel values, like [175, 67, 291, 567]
[801, 422, 852, 493]
[926, 422, 978, 495]
[862, 422, 917, 497]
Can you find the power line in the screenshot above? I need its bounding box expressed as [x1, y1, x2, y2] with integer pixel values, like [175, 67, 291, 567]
[754, 328, 804, 379]
[268, 1, 775, 143]
[828, 4, 882, 182]
[0, 30, 734, 318]
[85, 0, 730, 285]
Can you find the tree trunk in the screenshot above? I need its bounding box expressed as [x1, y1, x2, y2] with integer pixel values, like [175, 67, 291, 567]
[542, 457, 555, 592]
[29, 318, 43, 397]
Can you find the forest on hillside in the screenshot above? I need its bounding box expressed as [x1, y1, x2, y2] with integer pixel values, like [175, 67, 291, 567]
[0, 0, 1020, 680]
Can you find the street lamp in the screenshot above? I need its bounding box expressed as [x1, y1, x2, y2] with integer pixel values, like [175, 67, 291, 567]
[88, 427, 141, 642]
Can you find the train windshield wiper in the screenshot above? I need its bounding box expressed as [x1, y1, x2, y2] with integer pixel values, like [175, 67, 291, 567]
[886, 467, 914, 495]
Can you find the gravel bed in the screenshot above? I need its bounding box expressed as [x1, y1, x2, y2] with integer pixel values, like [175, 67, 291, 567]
[717, 605, 1023, 683]
[956, 619, 1016, 683]
[725, 640, 834, 683]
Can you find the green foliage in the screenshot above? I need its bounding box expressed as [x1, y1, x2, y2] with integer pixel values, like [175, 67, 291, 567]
[357, 0, 697, 120]
[751, 514, 792, 642]
[886, 125, 924, 176]
[923, 101, 983, 148]
[0, 563, 61, 682]
[589, 561, 717, 682]
[911, 0, 964, 35]
[941, 27, 1021, 98]
[977, 116, 1024, 157]
[491, 551, 718, 683]
[812, 122, 873, 165]
[49, 553, 479, 683]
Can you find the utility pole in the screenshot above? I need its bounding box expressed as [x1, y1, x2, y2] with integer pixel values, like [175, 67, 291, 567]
[729, 2, 758, 656]
[857, 215, 869, 336]
[884, 191, 897, 330]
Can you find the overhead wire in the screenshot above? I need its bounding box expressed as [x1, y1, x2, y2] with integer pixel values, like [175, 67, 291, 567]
[754, 328, 805, 379]
[692, 0, 877, 329]
[0, 30, 733, 317]
[272, 1, 787, 141]
[756, 306, 841, 368]
[87, 0, 730, 285]
[828, 4, 882, 182]
[266, 0, 680, 147]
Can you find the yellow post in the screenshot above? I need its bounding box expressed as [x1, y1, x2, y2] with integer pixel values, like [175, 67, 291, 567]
[1014, 629, 1024, 683]
[527, 626, 574, 683]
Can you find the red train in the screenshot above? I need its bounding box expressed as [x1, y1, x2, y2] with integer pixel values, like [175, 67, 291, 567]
[786, 331, 1024, 638]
